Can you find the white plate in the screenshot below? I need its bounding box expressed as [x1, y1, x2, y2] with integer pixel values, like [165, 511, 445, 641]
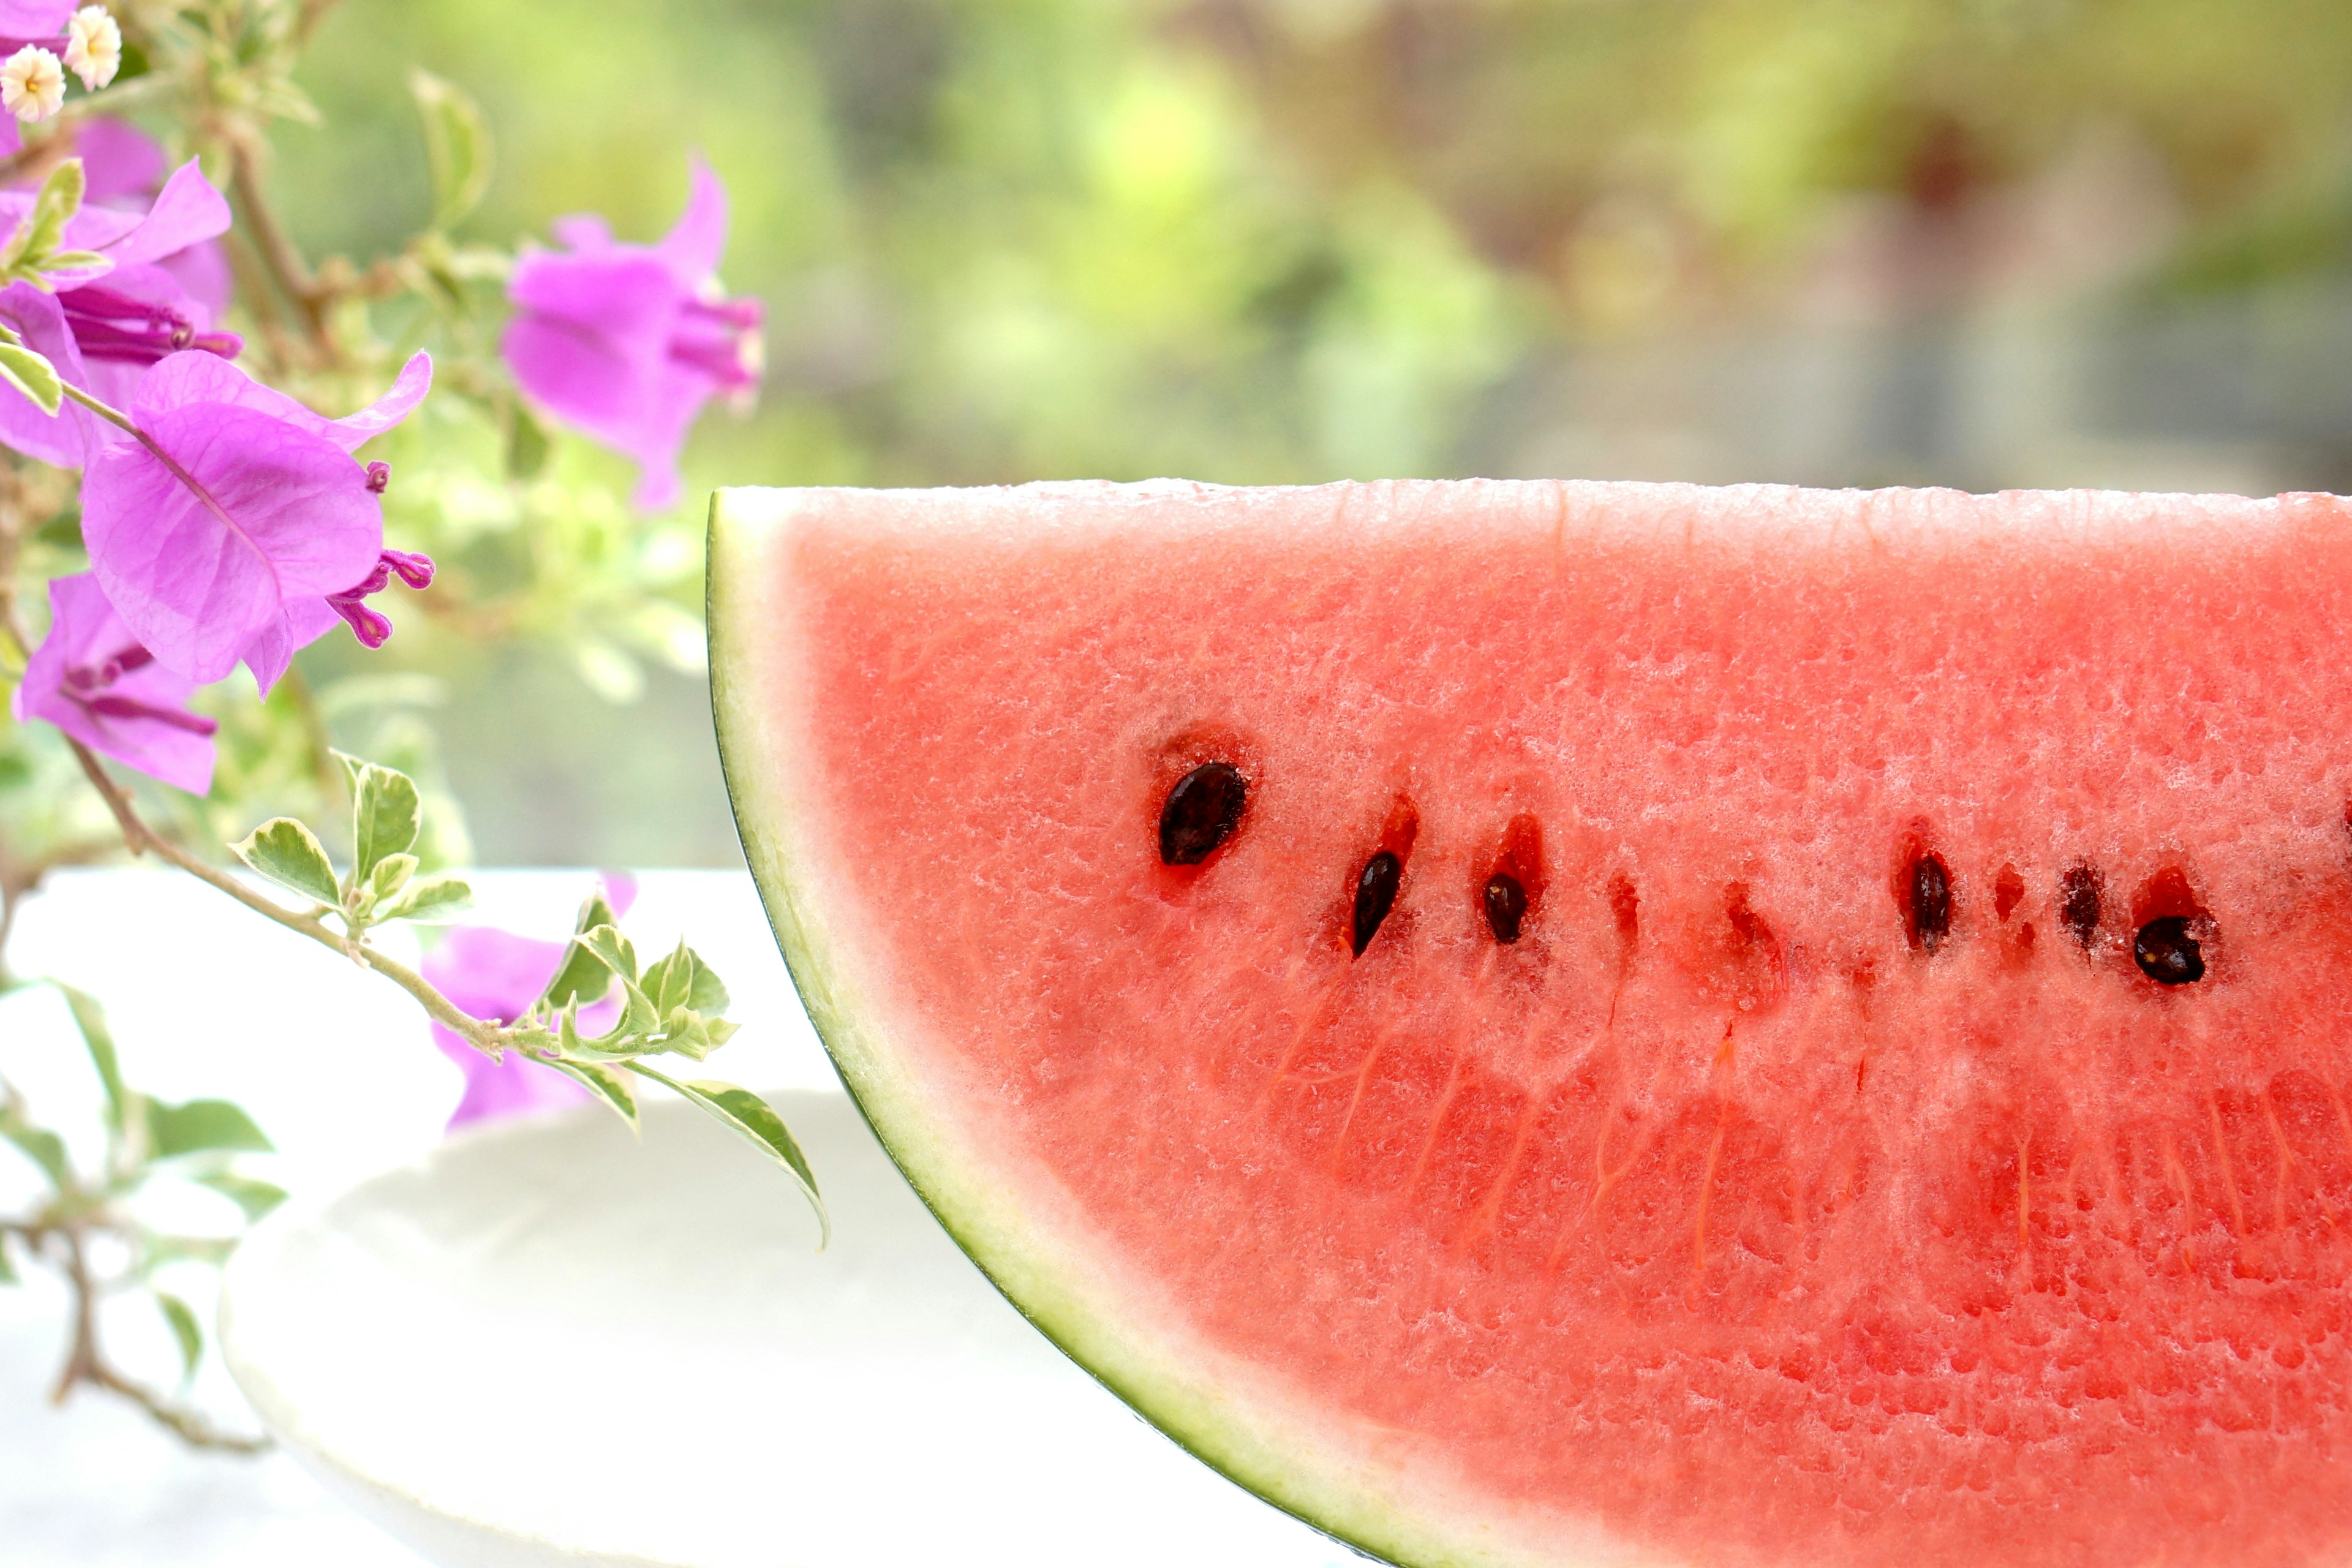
[219, 1090, 1362, 1568]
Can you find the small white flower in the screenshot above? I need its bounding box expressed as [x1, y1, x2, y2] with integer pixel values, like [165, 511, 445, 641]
[64, 7, 119, 92]
[0, 47, 64, 124]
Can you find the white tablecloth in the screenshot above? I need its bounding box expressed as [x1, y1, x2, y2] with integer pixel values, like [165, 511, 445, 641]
[0, 867, 838, 1567]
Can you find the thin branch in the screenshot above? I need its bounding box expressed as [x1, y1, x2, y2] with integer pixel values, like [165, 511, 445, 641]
[227, 143, 330, 351]
[48, 1228, 270, 1455]
[67, 741, 512, 1053]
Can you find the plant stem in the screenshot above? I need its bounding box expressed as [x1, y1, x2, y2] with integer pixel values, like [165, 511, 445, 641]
[48, 1226, 270, 1454]
[55, 379, 135, 434]
[227, 142, 331, 353]
[66, 741, 514, 1055]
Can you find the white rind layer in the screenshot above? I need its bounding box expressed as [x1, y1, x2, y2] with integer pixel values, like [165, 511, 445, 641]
[707, 482, 1661, 1568]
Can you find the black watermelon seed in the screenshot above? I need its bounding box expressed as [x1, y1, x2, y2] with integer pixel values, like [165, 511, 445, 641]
[2134, 918, 2205, 985]
[1159, 763, 1247, 865]
[1353, 851, 1402, 957]
[2060, 863, 2102, 950]
[1905, 851, 1953, 954]
[1483, 873, 1528, 944]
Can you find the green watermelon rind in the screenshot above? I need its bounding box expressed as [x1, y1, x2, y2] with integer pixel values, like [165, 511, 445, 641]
[709, 485, 1558, 1568]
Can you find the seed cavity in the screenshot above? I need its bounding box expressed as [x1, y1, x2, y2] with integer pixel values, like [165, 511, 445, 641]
[2135, 917, 2205, 985]
[1608, 873, 1640, 950]
[1159, 762, 1246, 866]
[1901, 847, 1954, 954]
[2060, 863, 2103, 950]
[1480, 812, 1545, 946]
[1354, 851, 1403, 957]
[1483, 873, 1528, 944]
[1993, 864, 2024, 922]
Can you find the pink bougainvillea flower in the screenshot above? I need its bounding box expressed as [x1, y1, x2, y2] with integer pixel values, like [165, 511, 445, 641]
[424, 875, 641, 1131]
[0, 156, 240, 467]
[12, 570, 214, 793]
[78, 349, 433, 687]
[502, 158, 761, 511]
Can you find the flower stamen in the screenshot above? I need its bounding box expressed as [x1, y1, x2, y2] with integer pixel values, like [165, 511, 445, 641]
[325, 548, 435, 649]
[60, 285, 243, 365]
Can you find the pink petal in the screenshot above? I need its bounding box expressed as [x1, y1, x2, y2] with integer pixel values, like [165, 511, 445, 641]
[508, 246, 676, 334]
[549, 214, 613, 251]
[159, 238, 233, 315]
[0, 0, 74, 30]
[423, 926, 573, 1023]
[0, 282, 99, 469]
[78, 119, 167, 203]
[655, 158, 728, 287]
[13, 573, 214, 794]
[238, 595, 342, 696]
[81, 405, 385, 682]
[134, 350, 431, 454]
[600, 872, 639, 919]
[131, 349, 305, 424]
[91, 160, 233, 271]
[431, 1024, 594, 1130]
[502, 297, 711, 510]
[326, 351, 433, 451]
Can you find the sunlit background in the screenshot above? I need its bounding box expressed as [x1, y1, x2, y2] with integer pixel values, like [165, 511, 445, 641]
[271, 0, 2352, 864]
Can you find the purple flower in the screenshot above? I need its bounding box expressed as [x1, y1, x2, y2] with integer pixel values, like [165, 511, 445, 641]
[423, 875, 640, 1131]
[0, 156, 239, 468]
[79, 349, 433, 687]
[502, 159, 761, 511]
[12, 570, 214, 793]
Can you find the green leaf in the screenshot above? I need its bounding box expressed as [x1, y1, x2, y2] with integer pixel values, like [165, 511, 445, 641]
[410, 70, 492, 231]
[579, 923, 639, 983]
[0, 1118, 67, 1188]
[382, 873, 472, 923]
[368, 852, 418, 903]
[0, 342, 62, 414]
[0, 1232, 16, 1285]
[626, 1067, 826, 1245]
[232, 818, 341, 907]
[0, 157, 84, 279]
[141, 1235, 235, 1270]
[53, 984, 125, 1133]
[193, 1171, 288, 1222]
[154, 1291, 202, 1382]
[541, 1057, 638, 1132]
[348, 760, 421, 880]
[145, 1098, 273, 1159]
[643, 940, 731, 1018]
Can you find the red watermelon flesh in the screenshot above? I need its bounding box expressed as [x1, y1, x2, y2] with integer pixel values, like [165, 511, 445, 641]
[709, 479, 2352, 1568]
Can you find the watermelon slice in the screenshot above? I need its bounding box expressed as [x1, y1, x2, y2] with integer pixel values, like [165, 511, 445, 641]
[709, 480, 2352, 1568]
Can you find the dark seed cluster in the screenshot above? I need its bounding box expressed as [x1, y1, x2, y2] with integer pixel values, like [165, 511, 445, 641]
[1153, 763, 2218, 984]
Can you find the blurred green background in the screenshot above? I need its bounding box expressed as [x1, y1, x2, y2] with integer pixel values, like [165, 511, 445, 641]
[273, 0, 2352, 864]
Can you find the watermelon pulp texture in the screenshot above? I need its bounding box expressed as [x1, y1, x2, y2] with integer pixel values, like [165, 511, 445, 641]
[710, 480, 2352, 1568]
